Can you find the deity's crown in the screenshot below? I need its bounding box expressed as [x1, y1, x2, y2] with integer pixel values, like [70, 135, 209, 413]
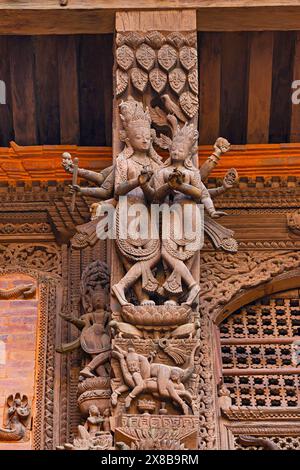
[119, 97, 151, 130]
[172, 121, 198, 149]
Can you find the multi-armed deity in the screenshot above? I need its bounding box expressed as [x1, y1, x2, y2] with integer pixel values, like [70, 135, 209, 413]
[60, 96, 238, 449]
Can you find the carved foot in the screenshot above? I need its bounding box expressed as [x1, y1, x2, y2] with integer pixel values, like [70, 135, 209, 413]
[80, 367, 95, 379]
[125, 395, 132, 409]
[164, 300, 178, 306]
[183, 284, 200, 306]
[111, 392, 118, 407]
[112, 284, 132, 307]
[182, 403, 190, 415]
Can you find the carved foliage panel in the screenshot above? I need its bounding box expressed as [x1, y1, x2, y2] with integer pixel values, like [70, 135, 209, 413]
[115, 31, 198, 124]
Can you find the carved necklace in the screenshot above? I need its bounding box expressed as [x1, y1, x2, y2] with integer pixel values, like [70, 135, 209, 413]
[131, 155, 153, 169]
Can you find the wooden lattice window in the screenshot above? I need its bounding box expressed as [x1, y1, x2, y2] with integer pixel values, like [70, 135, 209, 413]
[219, 293, 300, 407]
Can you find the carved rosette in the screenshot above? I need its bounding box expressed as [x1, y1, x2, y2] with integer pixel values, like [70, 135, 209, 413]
[115, 30, 198, 125]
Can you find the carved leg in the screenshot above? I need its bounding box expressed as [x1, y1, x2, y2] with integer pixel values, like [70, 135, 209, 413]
[161, 247, 200, 304]
[125, 373, 146, 409]
[80, 350, 111, 378]
[111, 384, 130, 407]
[113, 253, 160, 306]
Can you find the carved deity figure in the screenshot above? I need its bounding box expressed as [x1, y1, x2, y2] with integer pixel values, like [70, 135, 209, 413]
[57, 261, 111, 378]
[142, 117, 226, 305]
[111, 98, 163, 307]
[0, 394, 30, 442]
[111, 343, 199, 415]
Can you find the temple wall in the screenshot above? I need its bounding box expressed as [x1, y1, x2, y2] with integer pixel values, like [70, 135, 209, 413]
[0, 274, 38, 450]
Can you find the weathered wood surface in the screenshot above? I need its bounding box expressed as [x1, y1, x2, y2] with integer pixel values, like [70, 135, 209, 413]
[199, 33, 221, 145]
[219, 32, 249, 144]
[0, 35, 113, 147]
[1, 3, 300, 34]
[0, 1, 298, 9]
[247, 32, 273, 143]
[269, 32, 296, 143]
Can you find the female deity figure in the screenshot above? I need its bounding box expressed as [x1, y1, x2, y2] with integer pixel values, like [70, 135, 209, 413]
[144, 118, 226, 306]
[111, 98, 163, 307]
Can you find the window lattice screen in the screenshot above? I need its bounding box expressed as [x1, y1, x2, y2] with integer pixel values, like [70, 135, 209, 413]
[220, 296, 300, 407]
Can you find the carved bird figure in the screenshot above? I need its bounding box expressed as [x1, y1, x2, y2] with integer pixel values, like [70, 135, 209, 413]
[170, 321, 200, 339]
[109, 320, 143, 339]
[161, 94, 187, 123]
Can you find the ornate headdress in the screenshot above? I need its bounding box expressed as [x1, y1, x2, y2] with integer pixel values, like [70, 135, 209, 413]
[156, 115, 199, 169]
[119, 97, 151, 131]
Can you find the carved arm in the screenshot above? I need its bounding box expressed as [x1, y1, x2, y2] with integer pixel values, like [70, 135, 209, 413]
[115, 178, 140, 197]
[200, 138, 230, 181]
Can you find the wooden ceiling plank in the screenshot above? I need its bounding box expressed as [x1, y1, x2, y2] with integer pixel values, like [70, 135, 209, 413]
[290, 32, 300, 143]
[247, 32, 273, 143]
[220, 32, 249, 144]
[198, 32, 221, 145]
[57, 36, 80, 145]
[0, 37, 13, 146]
[10, 37, 38, 145]
[1, 6, 300, 34]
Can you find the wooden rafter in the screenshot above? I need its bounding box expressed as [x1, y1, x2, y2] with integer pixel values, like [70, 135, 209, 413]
[0, 3, 300, 34]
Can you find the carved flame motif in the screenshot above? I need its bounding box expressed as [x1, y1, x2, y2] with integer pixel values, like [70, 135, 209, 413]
[179, 46, 197, 71]
[136, 44, 156, 71]
[169, 68, 186, 95]
[116, 45, 135, 71]
[149, 68, 167, 94]
[179, 91, 199, 118]
[116, 69, 129, 97]
[188, 69, 198, 94]
[157, 44, 177, 71]
[131, 67, 148, 93]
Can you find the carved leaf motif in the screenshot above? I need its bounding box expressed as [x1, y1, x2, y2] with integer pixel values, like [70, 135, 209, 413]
[169, 68, 186, 95]
[115, 33, 126, 47]
[157, 44, 177, 71]
[188, 68, 198, 94]
[145, 31, 166, 49]
[116, 69, 129, 97]
[136, 44, 156, 71]
[167, 32, 187, 49]
[149, 68, 167, 93]
[124, 31, 144, 49]
[116, 45, 134, 71]
[179, 46, 197, 71]
[131, 67, 148, 93]
[179, 91, 199, 119]
[186, 32, 197, 47]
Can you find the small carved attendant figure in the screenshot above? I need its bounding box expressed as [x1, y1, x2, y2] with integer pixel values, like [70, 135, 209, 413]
[111, 97, 163, 307]
[78, 404, 104, 440]
[145, 117, 226, 306]
[0, 394, 31, 442]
